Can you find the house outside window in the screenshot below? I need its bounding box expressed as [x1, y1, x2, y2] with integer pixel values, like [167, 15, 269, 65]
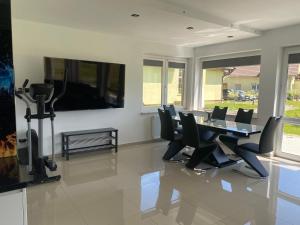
[251, 83, 259, 91]
[234, 84, 242, 90]
[202, 55, 261, 113]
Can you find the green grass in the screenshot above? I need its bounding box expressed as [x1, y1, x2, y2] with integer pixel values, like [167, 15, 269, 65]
[283, 100, 300, 136]
[283, 124, 300, 136]
[284, 100, 300, 118]
[205, 100, 300, 136]
[204, 100, 257, 111]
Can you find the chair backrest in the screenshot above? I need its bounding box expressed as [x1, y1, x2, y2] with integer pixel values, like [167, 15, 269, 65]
[179, 112, 200, 148]
[158, 108, 175, 141]
[235, 108, 254, 124]
[211, 106, 228, 120]
[163, 104, 177, 117]
[259, 116, 282, 154]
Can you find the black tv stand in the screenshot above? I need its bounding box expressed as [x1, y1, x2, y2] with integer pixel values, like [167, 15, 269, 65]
[61, 128, 118, 160]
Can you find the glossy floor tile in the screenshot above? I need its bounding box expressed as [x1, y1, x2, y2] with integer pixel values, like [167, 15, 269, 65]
[27, 142, 300, 225]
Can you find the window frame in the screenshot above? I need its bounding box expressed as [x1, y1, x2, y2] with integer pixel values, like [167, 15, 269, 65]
[142, 55, 188, 112]
[197, 51, 261, 117]
[275, 46, 300, 162]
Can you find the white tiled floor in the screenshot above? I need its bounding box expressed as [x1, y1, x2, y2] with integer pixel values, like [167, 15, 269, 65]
[27, 142, 300, 225]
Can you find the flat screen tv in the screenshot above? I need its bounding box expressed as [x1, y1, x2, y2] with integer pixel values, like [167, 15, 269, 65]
[44, 57, 125, 111]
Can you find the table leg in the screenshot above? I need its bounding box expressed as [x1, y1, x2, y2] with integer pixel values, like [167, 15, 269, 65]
[206, 145, 237, 168]
[115, 131, 118, 153]
[66, 136, 70, 160]
[61, 135, 65, 157]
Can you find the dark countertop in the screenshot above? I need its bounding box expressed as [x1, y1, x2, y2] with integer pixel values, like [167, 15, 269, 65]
[0, 157, 32, 193]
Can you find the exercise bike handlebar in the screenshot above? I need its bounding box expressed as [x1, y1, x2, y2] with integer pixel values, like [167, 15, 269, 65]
[21, 79, 54, 104]
[22, 79, 29, 88]
[15, 85, 34, 107]
[23, 90, 36, 104]
[50, 69, 68, 109]
[15, 90, 30, 107]
[17, 79, 37, 104]
[44, 88, 55, 104]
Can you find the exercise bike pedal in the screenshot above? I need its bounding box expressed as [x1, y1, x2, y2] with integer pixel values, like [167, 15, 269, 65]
[30, 175, 61, 185]
[41, 175, 61, 183]
[44, 158, 58, 171]
[19, 138, 27, 143]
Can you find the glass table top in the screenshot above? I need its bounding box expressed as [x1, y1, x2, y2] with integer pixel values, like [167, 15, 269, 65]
[174, 115, 263, 135]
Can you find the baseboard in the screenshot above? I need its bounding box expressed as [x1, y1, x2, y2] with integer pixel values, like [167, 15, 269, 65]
[118, 138, 163, 147]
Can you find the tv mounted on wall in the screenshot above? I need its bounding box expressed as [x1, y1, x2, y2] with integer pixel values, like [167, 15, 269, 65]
[44, 57, 125, 111]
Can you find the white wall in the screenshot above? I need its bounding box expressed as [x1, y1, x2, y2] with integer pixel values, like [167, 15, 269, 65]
[12, 19, 193, 155]
[194, 23, 300, 126]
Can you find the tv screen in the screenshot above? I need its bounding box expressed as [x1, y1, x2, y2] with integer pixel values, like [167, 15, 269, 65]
[44, 57, 125, 111]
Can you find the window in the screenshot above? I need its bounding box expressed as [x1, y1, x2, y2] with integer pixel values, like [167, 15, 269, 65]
[143, 58, 187, 108]
[202, 55, 261, 114]
[251, 83, 259, 91]
[281, 53, 300, 157]
[143, 59, 163, 107]
[167, 62, 185, 106]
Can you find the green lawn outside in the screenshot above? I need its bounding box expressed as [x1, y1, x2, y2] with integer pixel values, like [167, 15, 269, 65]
[204, 100, 300, 136]
[283, 100, 300, 136]
[205, 100, 258, 111]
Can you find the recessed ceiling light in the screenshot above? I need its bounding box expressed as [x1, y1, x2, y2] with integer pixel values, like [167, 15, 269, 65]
[186, 26, 194, 30]
[227, 35, 234, 38]
[131, 13, 140, 17]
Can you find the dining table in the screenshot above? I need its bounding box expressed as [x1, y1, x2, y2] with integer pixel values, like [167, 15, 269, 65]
[173, 115, 263, 167]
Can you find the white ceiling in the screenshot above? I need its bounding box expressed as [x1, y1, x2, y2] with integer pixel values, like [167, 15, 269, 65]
[12, 0, 300, 47]
[165, 0, 300, 30]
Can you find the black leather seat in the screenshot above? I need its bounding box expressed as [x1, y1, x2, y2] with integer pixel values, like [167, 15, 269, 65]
[200, 106, 228, 142]
[158, 108, 184, 160]
[179, 112, 217, 169]
[223, 116, 282, 177]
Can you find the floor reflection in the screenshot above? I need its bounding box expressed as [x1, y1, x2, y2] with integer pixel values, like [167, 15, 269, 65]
[278, 166, 300, 198]
[276, 198, 300, 225]
[26, 142, 300, 225]
[139, 158, 300, 225]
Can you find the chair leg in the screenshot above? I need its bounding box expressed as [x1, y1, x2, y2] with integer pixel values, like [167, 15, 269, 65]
[163, 140, 185, 160]
[186, 144, 217, 169]
[235, 149, 268, 178]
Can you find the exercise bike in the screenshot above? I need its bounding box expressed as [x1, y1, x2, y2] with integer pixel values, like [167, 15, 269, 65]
[15, 71, 67, 184]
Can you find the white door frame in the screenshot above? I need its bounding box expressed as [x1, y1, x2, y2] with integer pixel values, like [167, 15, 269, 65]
[275, 46, 300, 161]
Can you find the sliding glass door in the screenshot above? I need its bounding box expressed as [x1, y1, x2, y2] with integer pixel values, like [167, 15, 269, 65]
[277, 47, 300, 160]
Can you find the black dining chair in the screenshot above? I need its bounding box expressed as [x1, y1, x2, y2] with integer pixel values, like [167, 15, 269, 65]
[211, 106, 228, 120]
[219, 108, 254, 146]
[222, 116, 282, 178]
[158, 109, 185, 160]
[200, 106, 228, 142]
[163, 104, 183, 132]
[234, 108, 254, 124]
[179, 112, 217, 170]
[163, 104, 177, 117]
